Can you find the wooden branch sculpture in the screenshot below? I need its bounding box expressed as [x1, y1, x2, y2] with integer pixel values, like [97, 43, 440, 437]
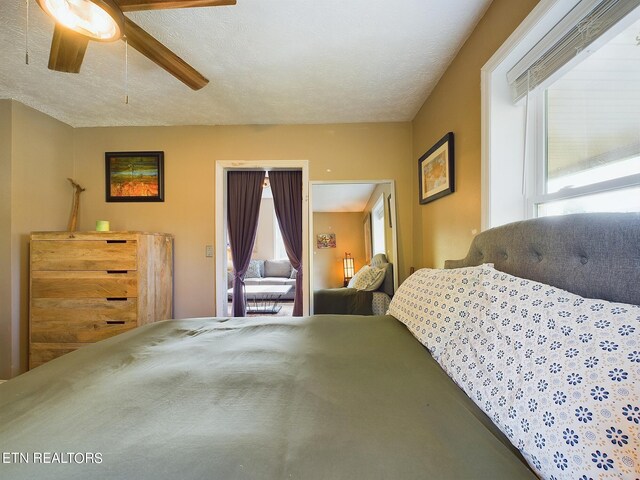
[67, 178, 86, 232]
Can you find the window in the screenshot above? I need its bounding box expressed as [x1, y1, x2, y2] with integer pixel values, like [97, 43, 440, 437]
[273, 216, 288, 260]
[371, 195, 386, 255]
[483, 0, 640, 228]
[534, 14, 640, 216]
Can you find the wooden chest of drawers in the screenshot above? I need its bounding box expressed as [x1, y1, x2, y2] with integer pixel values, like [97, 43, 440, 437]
[29, 231, 173, 369]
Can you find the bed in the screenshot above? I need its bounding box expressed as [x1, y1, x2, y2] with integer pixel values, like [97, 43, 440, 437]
[1, 212, 638, 479]
[313, 253, 394, 315]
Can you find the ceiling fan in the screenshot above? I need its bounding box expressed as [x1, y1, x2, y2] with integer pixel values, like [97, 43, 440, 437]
[35, 0, 236, 90]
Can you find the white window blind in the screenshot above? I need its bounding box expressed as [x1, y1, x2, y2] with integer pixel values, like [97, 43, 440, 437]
[273, 217, 288, 260]
[373, 199, 384, 221]
[371, 195, 386, 256]
[507, 0, 640, 102]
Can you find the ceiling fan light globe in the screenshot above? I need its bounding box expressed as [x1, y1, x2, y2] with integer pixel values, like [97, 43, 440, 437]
[37, 0, 125, 41]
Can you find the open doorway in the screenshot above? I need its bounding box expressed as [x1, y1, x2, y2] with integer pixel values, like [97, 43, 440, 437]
[228, 174, 295, 316]
[215, 161, 310, 317]
[308, 180, 398, 314]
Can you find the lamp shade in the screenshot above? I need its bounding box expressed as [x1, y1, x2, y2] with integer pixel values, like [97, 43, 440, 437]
[36, 0, 125, 41]
[343, 253, 355, 285]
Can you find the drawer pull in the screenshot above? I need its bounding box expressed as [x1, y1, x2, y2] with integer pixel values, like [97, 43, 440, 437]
[106, 240, 127, 244]
[106, 320, 126, 325]
[106, 270, 128, 274]
[106, 297, 128, 302]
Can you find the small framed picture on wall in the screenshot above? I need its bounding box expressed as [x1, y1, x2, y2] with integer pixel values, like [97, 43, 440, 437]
[418, 132, 454, 204]
[105, 151, 165, 202]
[316, 233, 336, 249]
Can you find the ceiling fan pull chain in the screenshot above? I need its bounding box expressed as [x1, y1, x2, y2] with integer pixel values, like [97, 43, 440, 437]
[124, 38, 129, 105]
[25, 0, 30, 65]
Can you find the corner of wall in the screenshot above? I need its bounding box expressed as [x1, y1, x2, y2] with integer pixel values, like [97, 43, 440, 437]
[409, 0, 540, 270]
[7, 101, 75, 377]
[0, 100, 13, 379]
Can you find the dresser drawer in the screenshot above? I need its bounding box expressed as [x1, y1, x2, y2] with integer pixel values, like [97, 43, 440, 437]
[31, 240, 137, 271]
[29, 343, 87, 369]
[31, 298, 138, 343]
[31, 271, 138, 298]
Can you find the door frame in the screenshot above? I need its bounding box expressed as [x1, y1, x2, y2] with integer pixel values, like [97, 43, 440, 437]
[308, 179, 398, 313]
[215, 160, 310, 316]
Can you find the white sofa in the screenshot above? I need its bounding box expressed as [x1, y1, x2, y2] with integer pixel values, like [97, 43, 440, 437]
[228, 259, 296, 300]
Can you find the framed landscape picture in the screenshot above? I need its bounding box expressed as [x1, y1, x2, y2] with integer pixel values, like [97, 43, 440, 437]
[418, 132, 454, 204]
[105, 151, 164, 202]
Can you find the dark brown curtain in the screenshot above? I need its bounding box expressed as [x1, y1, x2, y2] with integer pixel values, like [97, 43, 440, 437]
[269, 170, 303, 316]
[227, 170, 265, 316]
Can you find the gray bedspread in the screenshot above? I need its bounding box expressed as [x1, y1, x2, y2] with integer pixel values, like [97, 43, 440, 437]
[313, 288, 373, 315]
[0, 316, 535, 479]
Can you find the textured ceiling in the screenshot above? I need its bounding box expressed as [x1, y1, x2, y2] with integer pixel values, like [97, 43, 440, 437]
[0, 0, 491, 127]
[312, 183, 377, 212]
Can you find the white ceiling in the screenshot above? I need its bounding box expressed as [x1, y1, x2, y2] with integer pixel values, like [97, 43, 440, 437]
[312, 183, 377, 212]
[0, 0, 491, 128]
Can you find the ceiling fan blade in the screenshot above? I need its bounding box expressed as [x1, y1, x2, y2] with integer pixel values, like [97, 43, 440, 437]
[48, 25, 89, 73]
[116, 0, 235, 12]
[123, 18, 209, 90]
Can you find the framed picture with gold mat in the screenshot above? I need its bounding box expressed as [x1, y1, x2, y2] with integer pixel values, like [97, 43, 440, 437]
[418, 132, 454, 204]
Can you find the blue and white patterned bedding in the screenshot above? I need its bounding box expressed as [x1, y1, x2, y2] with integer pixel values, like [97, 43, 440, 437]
[372, 291, 391, 316]
[388, 265, 639, 480]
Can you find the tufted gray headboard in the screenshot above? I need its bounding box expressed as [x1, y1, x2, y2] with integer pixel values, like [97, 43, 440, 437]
[371, 253, 394, 297]
[444, 213, 640, 306]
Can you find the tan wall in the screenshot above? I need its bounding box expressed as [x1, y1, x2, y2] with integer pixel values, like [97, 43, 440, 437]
[0, 101, 12, 379]
[411, 0, 539, 269]
[313, 212, 366, 290]
[73, 123, 413, 319]
[2, 101, 75, 377]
